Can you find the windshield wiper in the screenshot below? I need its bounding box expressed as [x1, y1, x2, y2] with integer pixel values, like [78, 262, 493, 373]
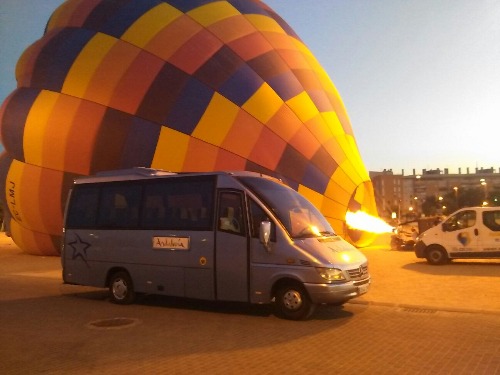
[293, 226, 317, 238]
[293, 228, 335, 239]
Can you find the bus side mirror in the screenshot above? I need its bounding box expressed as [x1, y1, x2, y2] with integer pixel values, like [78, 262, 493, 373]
[259, 221, 272, 251]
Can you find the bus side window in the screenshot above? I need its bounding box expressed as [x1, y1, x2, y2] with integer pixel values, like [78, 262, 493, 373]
[218, 192, 245, 235]
[143, 194, 165, 226]
[140, 178, 214, 230]
[249, 199, 275, 241]
[141, 183, 167, 228]
[67, 186, 99, 228]
[98, 184, 141, 228]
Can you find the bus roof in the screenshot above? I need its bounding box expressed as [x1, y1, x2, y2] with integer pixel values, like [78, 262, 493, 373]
[73, 168, 281, 184]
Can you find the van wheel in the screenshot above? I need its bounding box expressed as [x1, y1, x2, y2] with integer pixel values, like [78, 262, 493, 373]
[109, 271, 136, 304]
[274, 282, 316, 320]
[426, 246, 449, 265]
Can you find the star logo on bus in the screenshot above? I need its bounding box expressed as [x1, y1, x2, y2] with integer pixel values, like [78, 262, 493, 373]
[68, 234, 91, 266]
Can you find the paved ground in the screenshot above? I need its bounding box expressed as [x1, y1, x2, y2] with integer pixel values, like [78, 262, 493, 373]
[0, 232, 499, 374]
[356, 233, 500, 314]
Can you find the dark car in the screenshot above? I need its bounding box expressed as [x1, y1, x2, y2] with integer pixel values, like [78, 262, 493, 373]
[391, 217, 441, 250]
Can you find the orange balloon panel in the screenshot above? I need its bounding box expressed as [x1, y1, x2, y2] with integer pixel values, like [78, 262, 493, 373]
[9, 219, 60, 256]
[5, 160, 67, 234]
[0, 0, 378, 255]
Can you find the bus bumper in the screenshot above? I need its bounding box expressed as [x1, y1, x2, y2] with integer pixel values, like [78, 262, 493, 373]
[304, 277, 370, 305]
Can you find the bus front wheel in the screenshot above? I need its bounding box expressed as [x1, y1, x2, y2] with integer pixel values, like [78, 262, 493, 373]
[109, 271, 136, 304]
[274, 282, 316, 320]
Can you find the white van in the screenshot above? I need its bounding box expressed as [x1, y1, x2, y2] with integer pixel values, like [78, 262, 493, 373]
[61, 168, 370, 320]
[415, 207, 500, 264]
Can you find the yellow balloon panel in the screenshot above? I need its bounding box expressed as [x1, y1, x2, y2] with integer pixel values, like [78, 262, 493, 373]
[122, 3, 182, 47]
[286, 91, 319, 123]
[62, 34, 118, 99]
[188, 1, 241, 27]
[242, 83, 283, 124]
[152, 127, 189, 171]
[23, 91, 59, 166]
[192, 93, 239, 145]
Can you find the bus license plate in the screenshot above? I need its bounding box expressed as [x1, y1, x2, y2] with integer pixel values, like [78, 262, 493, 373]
[358, 284, 368, 295]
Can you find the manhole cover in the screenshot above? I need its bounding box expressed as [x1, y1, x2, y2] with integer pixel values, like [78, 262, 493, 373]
[87, 317, 140, 330]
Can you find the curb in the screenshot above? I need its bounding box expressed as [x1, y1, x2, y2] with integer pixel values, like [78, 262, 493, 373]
[348, 299, 500, 316]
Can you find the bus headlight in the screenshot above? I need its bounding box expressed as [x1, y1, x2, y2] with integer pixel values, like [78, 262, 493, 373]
[316, 267, 345, 281]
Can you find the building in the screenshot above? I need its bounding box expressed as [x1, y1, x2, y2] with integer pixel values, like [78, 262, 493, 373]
[370, 167, 500, 221]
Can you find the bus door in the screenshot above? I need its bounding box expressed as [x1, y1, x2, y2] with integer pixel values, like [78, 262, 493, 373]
[215, 191, 248, 301]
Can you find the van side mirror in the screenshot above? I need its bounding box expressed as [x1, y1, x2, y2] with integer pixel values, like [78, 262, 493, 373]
[259, 221, 272, 251]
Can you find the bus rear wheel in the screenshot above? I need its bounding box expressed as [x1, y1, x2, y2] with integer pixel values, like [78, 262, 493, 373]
[109, 271, 136, 304]
[274, 282, 316, 320]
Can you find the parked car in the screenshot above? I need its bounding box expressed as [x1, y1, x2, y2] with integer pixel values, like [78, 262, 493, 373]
[391, 217, 441, 251]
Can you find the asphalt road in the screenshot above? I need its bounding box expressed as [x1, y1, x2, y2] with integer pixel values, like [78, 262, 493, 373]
[0, 233, 499, 374]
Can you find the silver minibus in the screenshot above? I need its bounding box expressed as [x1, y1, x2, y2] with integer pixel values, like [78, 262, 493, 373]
[62, 168, 370, 320]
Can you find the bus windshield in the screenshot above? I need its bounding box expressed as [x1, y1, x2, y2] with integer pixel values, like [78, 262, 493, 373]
[238, 176, 335, 239]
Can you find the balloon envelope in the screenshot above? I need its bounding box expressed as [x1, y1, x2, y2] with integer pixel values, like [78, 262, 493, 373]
[0, 0, 378, 255]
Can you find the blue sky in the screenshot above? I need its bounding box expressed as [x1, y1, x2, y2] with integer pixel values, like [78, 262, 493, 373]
[1, 0, 499, 174]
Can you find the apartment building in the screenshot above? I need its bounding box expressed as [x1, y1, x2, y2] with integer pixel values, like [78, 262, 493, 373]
[370, 167, 500, 221]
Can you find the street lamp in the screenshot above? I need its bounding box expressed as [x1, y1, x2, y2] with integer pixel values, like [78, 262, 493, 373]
[453, 186, 458, 207]
[480, 179, 487, 204]
[412, 196, 419, 217]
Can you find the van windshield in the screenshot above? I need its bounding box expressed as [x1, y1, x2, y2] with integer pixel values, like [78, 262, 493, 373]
[238, 176, 335, 238]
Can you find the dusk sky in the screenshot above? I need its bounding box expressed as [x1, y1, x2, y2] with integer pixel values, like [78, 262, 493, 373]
[1, 0, 499, 174]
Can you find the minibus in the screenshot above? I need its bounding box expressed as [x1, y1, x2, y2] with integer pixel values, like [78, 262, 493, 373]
[62, 168, 370, 320]
[415, 206, 500, 264]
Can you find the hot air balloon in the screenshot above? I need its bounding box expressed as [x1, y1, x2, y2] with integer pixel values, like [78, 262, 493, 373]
[0, 0, 378, 256]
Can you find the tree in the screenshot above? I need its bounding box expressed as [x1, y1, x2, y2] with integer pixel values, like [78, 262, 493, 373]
[421, 196, 438, 216]
[459, 187, 484, 207]
[486, 189, 500, 207]
[421, 187, 500, 218]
